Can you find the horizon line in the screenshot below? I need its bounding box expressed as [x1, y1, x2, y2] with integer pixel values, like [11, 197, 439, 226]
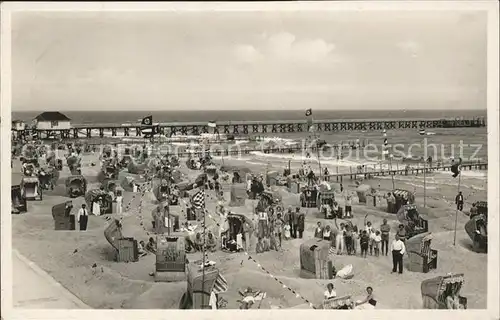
[12, 108, 488, 113]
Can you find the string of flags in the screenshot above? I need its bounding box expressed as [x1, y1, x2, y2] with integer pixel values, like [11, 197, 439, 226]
[178, 195, 318, 309]
[115, 178, 320, 308]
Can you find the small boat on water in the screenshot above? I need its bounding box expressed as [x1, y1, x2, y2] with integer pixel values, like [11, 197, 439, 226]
[419, 129, 426, 136]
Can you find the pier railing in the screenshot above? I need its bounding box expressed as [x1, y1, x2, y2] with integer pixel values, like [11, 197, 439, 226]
[11, 117, 486, 140]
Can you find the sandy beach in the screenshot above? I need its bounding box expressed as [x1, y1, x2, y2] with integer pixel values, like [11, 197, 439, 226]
[11, 146, 487, 309]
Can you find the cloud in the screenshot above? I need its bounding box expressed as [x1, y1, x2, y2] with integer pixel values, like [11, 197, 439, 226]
[396, 40, 420, 58]
[234, 44, 262, 63]
[234, 32, 335, 63]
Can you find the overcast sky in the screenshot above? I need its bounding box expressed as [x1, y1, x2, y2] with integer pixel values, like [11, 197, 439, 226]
[11, 10, 487, 111]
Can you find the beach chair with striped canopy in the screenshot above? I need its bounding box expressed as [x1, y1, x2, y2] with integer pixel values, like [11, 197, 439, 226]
[180, 264, 228, 309]
[407, 232, 438, 273]
[392, 189, 415, 213]
[421, 273, 467, 309]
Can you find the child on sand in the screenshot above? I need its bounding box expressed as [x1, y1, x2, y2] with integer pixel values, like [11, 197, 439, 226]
[345, 225, 354, 255]
[373, 231, 381, 257]
[283, 224, 291, 240]
[360, 231, 369, 258]
[369, 229, 376, 256]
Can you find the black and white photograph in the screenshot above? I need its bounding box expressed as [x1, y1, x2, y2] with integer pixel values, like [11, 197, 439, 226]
[1, 1, 498, 319]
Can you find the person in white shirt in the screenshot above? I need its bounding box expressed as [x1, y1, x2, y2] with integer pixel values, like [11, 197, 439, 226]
[324, 283, 337, 300]
[390, 234, 406, 274]
[258, 210, 268, 239]
[373, 231, 382, 257]
[115, 191, 123, 214]
[92, 199, 101, 216]
[77, 204, 89, 231]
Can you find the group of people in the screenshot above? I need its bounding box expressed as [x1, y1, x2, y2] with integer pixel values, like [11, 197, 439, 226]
[312, 216, 407, 273]
[320, 196, 353, 219]
[323, 283, 377, 309]
[255, 205, 306, 252]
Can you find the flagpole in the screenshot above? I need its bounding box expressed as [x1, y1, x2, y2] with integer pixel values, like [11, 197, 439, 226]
[312, 116, 323, 181]
[218, 130, 225, 167]
[201, 187, 207, 308]
[453, 172, 462, 246]
[423, 160, 427, 208]
[389, 155, 395, 190]
[384, 132, 395, 190]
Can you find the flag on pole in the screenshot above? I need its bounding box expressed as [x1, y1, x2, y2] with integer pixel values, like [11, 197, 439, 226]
[140, 115, 160, 138]
[305, 109, 312, 117]
[191, 189, 206, 209]
[208, 121, 217, 128]
[451, 158, 462, 178]
[141, 116, 153, 126]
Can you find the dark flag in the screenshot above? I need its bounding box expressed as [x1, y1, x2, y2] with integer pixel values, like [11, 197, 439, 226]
[305, 109, 312, 117]
[141, 116, 153, 126]
[451, 158, 462, 178]
[140, 115, 160, 138]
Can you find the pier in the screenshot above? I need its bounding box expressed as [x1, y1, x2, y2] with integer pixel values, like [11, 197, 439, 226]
[12, 117, 486, 140]
[325, 161, 488, 182]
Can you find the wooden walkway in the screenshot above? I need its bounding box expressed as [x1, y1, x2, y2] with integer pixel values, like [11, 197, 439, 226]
[324, 161, 487, 182]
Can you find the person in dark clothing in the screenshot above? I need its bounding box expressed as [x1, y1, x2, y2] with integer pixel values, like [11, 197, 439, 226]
[324, 167, 330, 181]
[455, 191, 464, 211]
[78, 204, 89, 231]
[307, 170, 316, 186]
[290, 208, 298, 238]
[360, 230, 369, 258]
[297, 210, 305, 238]
[344, 225, 354, 255]
[67, 202, 75, 230]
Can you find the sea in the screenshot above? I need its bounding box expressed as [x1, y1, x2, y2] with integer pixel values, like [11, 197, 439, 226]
[12, 109, 486, 125]
[13, 109, 488, 193]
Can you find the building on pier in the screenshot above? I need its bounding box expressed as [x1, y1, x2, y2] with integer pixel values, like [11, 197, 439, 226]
[11, 120, 26, 131]
[33, 112, 71, 130]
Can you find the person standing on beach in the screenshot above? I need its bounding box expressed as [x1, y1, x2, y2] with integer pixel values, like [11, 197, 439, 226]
[455, 191, 464, 211]
[69, 203, 76, 231]
[390, 234, 406, 274]
[115, 190, 123, 214]
[385, 192, 395, 213]
[297, 210, 305, 239]
[345, 195, 353, 218]
[77, 204, 89, 231]
[380, 219, 391, 256]
[290, 208, 298, 238]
